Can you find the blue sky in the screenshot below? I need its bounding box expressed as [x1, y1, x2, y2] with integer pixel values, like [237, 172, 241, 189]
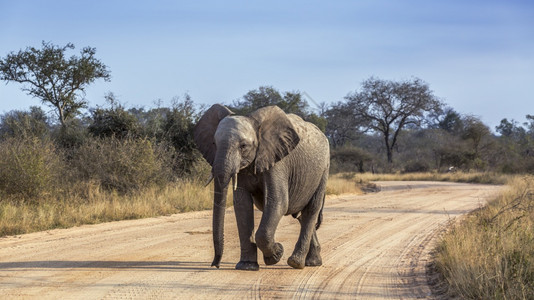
[1, 0, 533, 129]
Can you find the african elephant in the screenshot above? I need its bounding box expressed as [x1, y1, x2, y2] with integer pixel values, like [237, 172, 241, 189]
[194, 104, 329, 271]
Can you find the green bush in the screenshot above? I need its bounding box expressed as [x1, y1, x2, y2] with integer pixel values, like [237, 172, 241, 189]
[0, 137, 62, 199]
[159, 97, 202, 176]
[88, 106, 140, 139]
[69, 137, 173, 193]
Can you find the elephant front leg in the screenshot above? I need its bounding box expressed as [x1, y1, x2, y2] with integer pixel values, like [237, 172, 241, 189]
[256, 196, 286, 266]
[233, 188, 259, 271]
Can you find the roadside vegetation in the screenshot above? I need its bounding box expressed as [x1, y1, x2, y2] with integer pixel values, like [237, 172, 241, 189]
[433, 176, 533, 299]
[0, 164, 359, 236]
[1, 41, 533, 298]
[350, 171, 511, 185]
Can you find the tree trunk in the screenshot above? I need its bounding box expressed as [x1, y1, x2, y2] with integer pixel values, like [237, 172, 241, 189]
[384, 131, 393, 164]
[55, 103, 66, 129]
[386, 148, 393, 164]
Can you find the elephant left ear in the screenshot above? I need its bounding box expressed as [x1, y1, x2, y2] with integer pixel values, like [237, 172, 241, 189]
[249, 106, 300, 173]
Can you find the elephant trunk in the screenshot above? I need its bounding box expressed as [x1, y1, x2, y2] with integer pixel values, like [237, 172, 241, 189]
[210, 150, 239, 268]
[211, 174, 228, 268]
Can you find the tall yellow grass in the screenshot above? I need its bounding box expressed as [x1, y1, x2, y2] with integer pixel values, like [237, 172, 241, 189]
[0, 174, 362, 237]
[433, 175, 533, 299]
[0, 180, 215, 236]
[349, 171, 511, 185]
[325, 173, 364, 195]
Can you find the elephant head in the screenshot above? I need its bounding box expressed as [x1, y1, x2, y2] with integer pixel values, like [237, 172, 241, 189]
[193, 104, 300, 268]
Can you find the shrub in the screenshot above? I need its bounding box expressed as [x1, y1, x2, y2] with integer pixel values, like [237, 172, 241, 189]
[330, 146, 372, 173]
[52, 119, 91, 149]
[0, 137, 62, 199]
[160, 96, 202, 176]
[403, 160, 430, 173]
[88, 106, 140, 139]
[70, 137, 173, 193]
[0, 106, 50, 139]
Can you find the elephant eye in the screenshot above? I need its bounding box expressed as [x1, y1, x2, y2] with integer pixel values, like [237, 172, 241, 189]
[239, 143, 248, 150]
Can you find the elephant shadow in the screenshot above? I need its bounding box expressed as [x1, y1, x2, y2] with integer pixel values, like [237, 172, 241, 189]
[0, 260, 231, 272]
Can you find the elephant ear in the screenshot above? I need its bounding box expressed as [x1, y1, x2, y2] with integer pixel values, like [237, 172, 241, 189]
[194, 104, 233, 166]
[249, 106, 300, 173]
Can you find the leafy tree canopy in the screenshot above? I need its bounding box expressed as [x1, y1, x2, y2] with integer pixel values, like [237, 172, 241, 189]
[231, 85, 327, 132]
[231, 86, 309, 117]
[345, 77, 443, 164]
[0, 41, 110, 127]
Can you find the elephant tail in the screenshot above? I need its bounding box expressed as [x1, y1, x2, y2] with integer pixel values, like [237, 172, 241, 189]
[316, 194, 325, 230]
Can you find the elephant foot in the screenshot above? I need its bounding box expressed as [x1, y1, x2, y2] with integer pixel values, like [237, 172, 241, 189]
[235, 261, 259, 271]
[287, 255, 305, 269]
[305, 246, 322, 266]
[211, 254, 222, 268]
[263, 243, 284, 265]
[305, 255, 322, 267]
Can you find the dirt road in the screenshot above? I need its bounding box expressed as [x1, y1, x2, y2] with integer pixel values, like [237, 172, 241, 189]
[0, 181, 501, 299]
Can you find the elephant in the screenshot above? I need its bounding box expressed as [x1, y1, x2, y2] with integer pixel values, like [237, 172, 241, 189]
[193, 104, 330, 271]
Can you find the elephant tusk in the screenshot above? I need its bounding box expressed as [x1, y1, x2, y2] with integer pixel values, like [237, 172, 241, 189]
[232, 174, 237, 191]
[204, 174, 214, 187]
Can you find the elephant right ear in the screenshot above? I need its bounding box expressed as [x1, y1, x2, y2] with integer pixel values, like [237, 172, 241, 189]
[194, 104, 233, 166]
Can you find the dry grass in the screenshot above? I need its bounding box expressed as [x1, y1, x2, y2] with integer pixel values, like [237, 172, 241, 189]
[3, 163, 530, 298]
[346, 171, 511, 185]
[0, 180, 216, 236]
[433, 175, 533, 299]
[326, 173, 364, 195]
[0, 173, 361, 237]
[0, 170, 507, 238]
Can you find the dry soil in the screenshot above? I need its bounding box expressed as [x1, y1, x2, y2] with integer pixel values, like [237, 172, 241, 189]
[0, 181, 501, 299]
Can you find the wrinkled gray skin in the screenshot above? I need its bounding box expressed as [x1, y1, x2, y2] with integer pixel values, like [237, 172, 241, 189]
[194, 104, 329, 270]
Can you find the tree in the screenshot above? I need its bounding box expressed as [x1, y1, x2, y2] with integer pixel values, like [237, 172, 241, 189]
[345, 77, 442, 164]
[278, 91, 309, 117]
[496, 118, 527, 140]
[437, 107, 464, 135]
[231, 85, 327, 131]
[232, 86, 309, 117]
[462, 115, 491, 159]
[324, 101, 365, 147]
[525, 114, 534, 134]
[0, 41, 110, 128]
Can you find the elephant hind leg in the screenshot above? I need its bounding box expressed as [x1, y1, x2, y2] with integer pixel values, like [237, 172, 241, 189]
[303, 192, 325, 266]
[305, 229, 322, 266]
[288, 171, 327, 269]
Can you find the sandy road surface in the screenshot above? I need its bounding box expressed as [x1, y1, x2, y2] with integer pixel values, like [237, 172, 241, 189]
[0, 181, 501, 299]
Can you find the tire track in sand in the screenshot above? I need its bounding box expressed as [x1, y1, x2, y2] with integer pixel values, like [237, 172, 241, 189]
[0, 182, 501, 299]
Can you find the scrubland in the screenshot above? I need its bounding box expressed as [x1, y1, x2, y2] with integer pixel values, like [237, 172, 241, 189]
[0, 136, 360, 236]
[0, 135, 531, 298]
[432, 175, 533, 299]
